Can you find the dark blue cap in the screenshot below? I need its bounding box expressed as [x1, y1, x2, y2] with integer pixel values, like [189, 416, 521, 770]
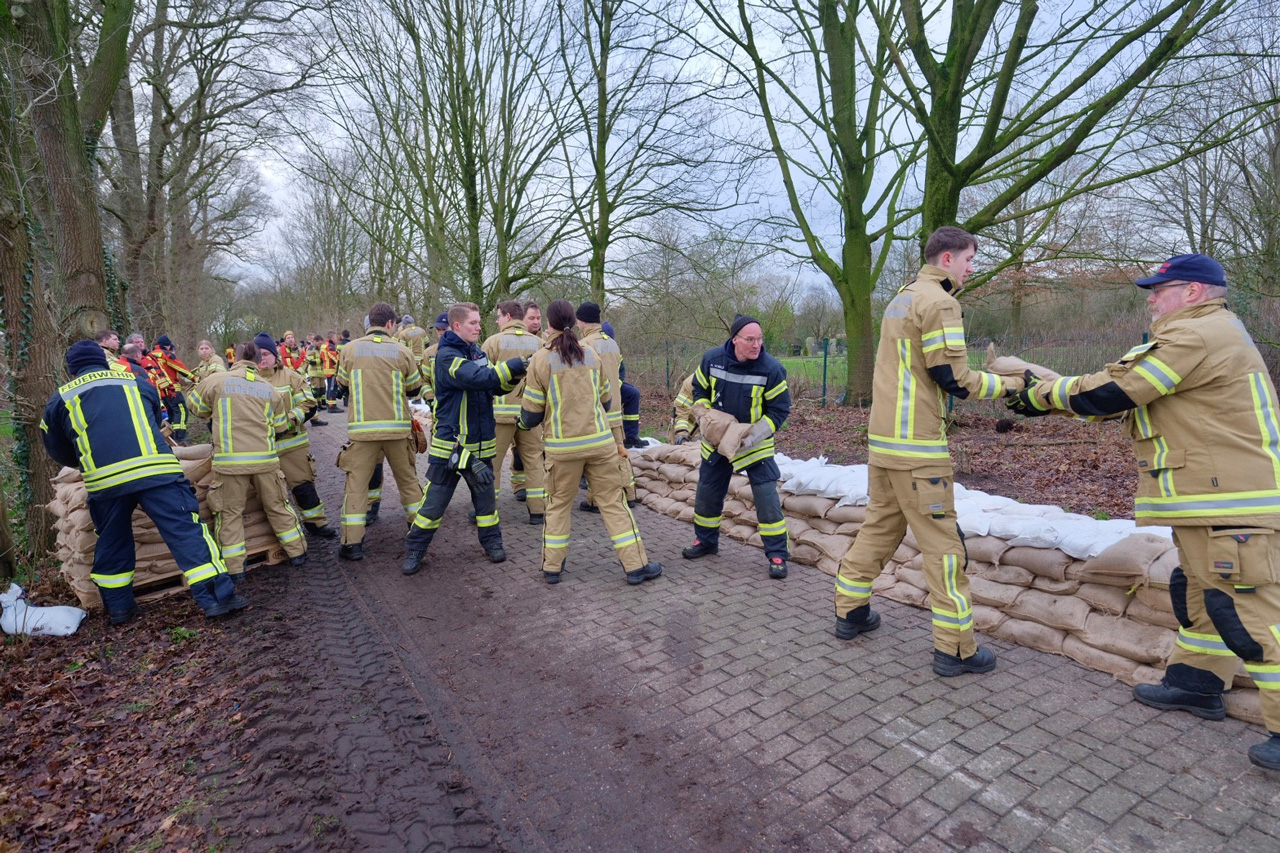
[155, 334, 173, 349]
[253, 332, 278, 359]
[434, 312, 449, 329]
[66, 340, 109, 375]
[601, 321, 616, 339]
[1135, 254, 1226, 289]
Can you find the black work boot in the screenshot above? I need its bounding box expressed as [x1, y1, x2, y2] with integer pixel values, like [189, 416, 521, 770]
[229, 572, 245, 588]
[487, 546, 507, 564]
[1133, 681, 1226, 720]
[528, 513, 544, 526]
[339, 543, 364, 561]
[578, 500, 600, 513]
[933, 646, 997, 677]
[107, 602, 142, 626]
[682, 539, 718, 559]
[625, 562, 663, 585]
[768, 557, 788, 579]
[289, 551, 307, 567]
[304, 522, 336, 539]
[365, 501, 380, 526]
[468, 510, 477, 524]
[310, 417, 328, 426]
[515, 489, 527, 503]
[835, 606, 881, 640]
[1249, 733, 1280, 770]
[226, 592, 250, 612]
[544, 570, 561, 584]
[402, 549, 426, 576]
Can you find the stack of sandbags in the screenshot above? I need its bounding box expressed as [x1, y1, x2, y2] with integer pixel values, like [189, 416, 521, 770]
[630, 444, 1264, 725]
[49, 444, 285, 610]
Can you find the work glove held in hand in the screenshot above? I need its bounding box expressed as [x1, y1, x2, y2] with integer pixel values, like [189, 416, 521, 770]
[740, 419, 773, 451]
[470, 457, 494, 486]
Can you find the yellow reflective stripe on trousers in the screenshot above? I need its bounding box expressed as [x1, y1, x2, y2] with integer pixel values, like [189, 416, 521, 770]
[184, 562, 220, 585]
[758, 519, 787, 537]
[543, 531, 569, 547]
[611, 529, 640, 549]
[90, 571, 135, 588]
[1176, 627, 1233, 655]
[933, 554, 973, 631]
[476, 513, 500, 528]
[835, 574, 871, 600]
[1243, 662, 1280, 689]
[1249, 372, 1280, 489]
[693, 513, 721, 527]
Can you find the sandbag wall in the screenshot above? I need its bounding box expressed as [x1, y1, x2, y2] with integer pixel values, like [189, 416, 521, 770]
[629, 444, 1263, 725]
[48, 444, 285, 610]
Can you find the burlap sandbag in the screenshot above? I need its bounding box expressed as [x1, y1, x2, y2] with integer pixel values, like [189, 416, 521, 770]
[816, 555, 840, 576]
[826, 505, 867, 525]
[701, 410, 758, 462]
[1076, 582, 1132, 616]
[791, 542, 823, 566]
[807, 516, 840, 535]
[984, 343, 1061, 382]
[639, 479, 672, 498]
[973, 604, 1007, 632]
[881, 582, 928, 608]
[53, 466, 81, 484]
[677, 505, 695, 523]
[1000, 547, 1072, 582]
[895, 565, 929, 593]
[656, 463, 688, 483]
[834, 522, 862, 537]
[1070, 563, 1137, 588]
[1124, 599, 1180, 631]
[872, 572, 897, 592]
[723, 498, 749, 520]
[1078, 613, 1175, 664]
[891, 541, 919, 564]
[1080, 533, 1174, 580]
[992, 617, 1066, 654]
[1030, 576, 1081, 596]
[1146, 548, 1180, 589]
[724, 523, 755, 543]
[732, 479, 754, 503]
[1224, 689, 1264, 726]
[964, 535, 1008, 565]
[970, 561, 1034, 587]
[682, 467, 703, 484]
[1132, 585, 1173, 612]
[788, 517, 812, 540]
[968, 575, 1023, 608]
[630, 456, 660, 472]
[747, 532, 763, 549]
[670, 488, 695, 504]
[797, 530, 854, 563]
[902, 527, 920, 552]
[1061, 635, 1139, 682]
[782, 494, 837, 519]
[901, 552, 924, 572]
[1006, 588, 1091, 633]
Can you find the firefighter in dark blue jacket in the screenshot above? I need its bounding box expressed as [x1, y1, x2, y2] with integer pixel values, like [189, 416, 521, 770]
[682, 315, 792, 578]
[402, 303, 528, 575]
[40, 341, 244, 624]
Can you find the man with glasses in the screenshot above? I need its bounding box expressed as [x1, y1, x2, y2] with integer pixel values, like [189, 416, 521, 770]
[682, 314, 793, 579]
[833, 226, 1019, 677]
[1008, 253, 1280, 770]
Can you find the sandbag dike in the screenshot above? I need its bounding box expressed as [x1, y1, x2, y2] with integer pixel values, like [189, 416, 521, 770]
[630, 443, 1264, 725]
[48, 444, 287, 611]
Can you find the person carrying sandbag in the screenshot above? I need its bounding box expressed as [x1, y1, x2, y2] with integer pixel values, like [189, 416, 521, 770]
[682, 313, 792, 580]
[40, 341, 245, 625]
[834, 227, 1021, 676]
[1009, 253, 1280, 772]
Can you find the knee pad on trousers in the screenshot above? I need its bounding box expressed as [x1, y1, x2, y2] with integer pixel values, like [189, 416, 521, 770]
[292, 481, 321, 510]
[1164, 662, 1227, 694]
[1204, 588, 1265, 661]
[1169, 567, 1192, 629]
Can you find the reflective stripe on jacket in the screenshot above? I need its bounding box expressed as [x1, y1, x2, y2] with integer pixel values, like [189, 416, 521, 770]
[521, 335, 614, 457]
[40, 368, 186, 497]
[1031, 299, 1280, 527]
[868, 264, 1010, 470]
[188, 361, 290, 473]
[336, 332, 424, 441]
[482, 320, 543, 423]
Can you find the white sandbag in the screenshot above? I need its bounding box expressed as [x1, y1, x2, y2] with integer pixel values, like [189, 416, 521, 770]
[987, 515, 1061, 547]
[1, 584, 87, 636]
[1056, 518, 1140, 560]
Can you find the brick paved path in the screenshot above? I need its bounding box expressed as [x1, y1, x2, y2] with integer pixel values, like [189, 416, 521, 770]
[309, 419, 1280, 852]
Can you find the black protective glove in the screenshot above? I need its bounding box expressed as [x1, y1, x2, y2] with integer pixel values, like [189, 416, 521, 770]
[469, 457, 494, 486]
[505, 356, 529, 377]
[1007, 370, 1052, 417]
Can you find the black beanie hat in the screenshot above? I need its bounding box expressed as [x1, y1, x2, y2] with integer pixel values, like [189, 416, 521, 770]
[576, 301, 602, 324]
[253, 332, 279, 359]
[155, 334, 173, 350]
[66, 340, 109, 375]
[730, 314, 761, 338]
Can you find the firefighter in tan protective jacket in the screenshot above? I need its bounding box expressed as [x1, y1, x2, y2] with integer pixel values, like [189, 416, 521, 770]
[187, 341, 309, 582]
[520, 299, 661, 586]
[334, 303, 427, 560]
[481, 300, 546, 522]
[252, 333, 336, 540]
[1009, 253, 1280, 771]
[576, 302, 637, 509]
[671, 373, 699, 444]
[834, 227, 1022, 677]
